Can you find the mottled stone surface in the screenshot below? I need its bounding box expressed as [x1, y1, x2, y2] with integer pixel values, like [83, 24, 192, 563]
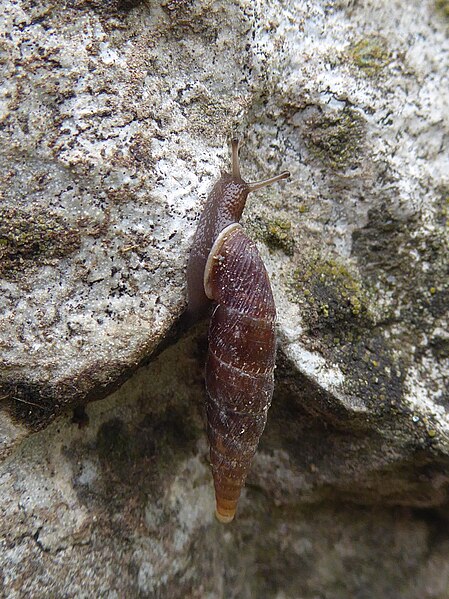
[1, 0, 449, 596]
[1, 333, 449, 598]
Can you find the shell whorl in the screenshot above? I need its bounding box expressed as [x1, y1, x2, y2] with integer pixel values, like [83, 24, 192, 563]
[204, 225, 276, 522]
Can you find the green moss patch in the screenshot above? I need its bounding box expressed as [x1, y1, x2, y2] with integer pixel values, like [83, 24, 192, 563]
[253, 216, 295, 256]
[352, 205, 449, 325]
[348, 35, 392, 75]
[436, 0, 449, 18]
[350, 203, 449, 392]
[288, 249, 409, 415]
[291, 251, 372, 338]
[290, 263, 406, 417]
[304, 108, 366, 171]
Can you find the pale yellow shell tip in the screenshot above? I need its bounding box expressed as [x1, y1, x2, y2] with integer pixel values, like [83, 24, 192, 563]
[215, 508, 235, 524]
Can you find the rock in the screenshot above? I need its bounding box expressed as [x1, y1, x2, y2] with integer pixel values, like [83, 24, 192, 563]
[1, 333, 449, 598]
[1, 0, 449, 597]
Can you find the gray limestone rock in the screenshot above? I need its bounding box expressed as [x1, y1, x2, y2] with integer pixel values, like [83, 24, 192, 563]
[1, 0, 449, 597]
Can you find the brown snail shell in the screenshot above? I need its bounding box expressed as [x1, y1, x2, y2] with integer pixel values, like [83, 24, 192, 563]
[204, 223, 276, 522]
[186, 139, 289, 522]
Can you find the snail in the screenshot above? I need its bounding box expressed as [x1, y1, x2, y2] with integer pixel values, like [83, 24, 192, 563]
[187, 139, 289, 523]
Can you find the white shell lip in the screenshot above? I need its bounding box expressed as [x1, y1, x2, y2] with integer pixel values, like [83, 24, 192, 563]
[203, 223, 242, 299]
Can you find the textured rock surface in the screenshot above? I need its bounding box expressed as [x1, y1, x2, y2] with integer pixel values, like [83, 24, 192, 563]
[1, 0, 449, 597]
[2, 334, 449, 598]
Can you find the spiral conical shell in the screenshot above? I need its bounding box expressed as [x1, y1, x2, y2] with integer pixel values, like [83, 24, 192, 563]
[204, 224, 276, 522]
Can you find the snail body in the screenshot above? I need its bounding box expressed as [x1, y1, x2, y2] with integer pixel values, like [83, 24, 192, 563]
[187, 140, 289, 522]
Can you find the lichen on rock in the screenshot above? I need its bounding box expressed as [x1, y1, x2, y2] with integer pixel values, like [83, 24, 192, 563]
[252, 215, 296, 256]
[290, 249, 372, 334]
[303, 107, 367, 171]
[348, 35, 392, 76]
[436, 0, 449, 19]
